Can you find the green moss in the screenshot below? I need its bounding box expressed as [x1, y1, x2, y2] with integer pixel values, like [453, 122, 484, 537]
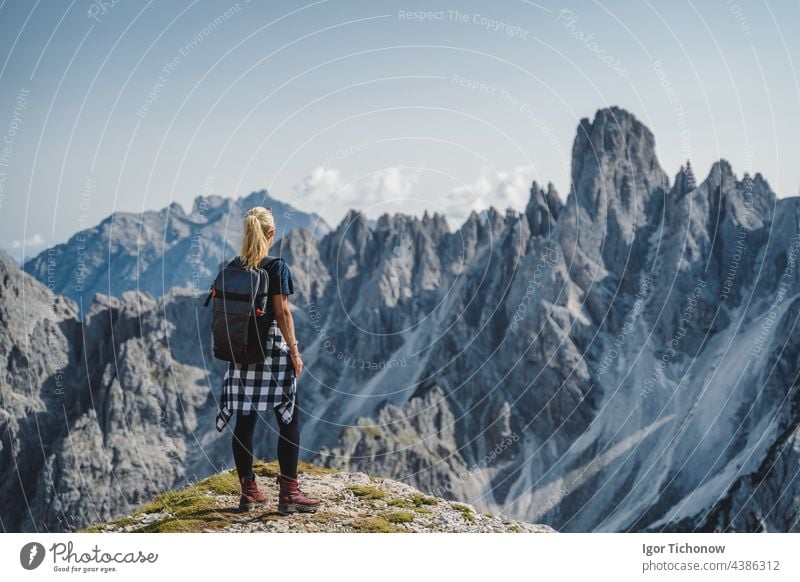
[139, 517, 228, 533]
[134, 488, 191, 515]
[198, 470, 241, 495]
[118, 476, 233, 533]
[409, 493, 438, 506]
[308, 511, 337, 523]
[298, 460, 336, 475]
[383, 511, 414, 524]
[452, 503, 476, 524]
[253, 459, 335, 478]
[83, 458, 338, 532]
[352, 516, 401, 533]
[387, 493, 438, 512]
[134, 487, 219, 517]
[252, 460, 281, 478]
[110, 516, 138, 529]
[347, 485, 386, 500]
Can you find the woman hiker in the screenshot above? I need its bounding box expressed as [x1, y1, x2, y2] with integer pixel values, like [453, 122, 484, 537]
[216, 206, 320, 514]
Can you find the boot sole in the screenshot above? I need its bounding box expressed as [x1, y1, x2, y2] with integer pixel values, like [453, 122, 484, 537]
[278, 503, 320, 515]
[239, 500, 268, 512]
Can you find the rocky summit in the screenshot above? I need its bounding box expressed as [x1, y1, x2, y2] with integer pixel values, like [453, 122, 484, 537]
[86, 461, 554, 533]
[4, 106, 800, 533]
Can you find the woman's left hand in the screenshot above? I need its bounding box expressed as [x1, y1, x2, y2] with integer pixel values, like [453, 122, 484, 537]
[291, 353, 303, 378]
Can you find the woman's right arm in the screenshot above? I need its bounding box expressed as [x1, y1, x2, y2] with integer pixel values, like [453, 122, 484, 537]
[272, 293, 303, 378]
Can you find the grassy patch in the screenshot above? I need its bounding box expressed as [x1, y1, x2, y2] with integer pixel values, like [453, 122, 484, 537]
[82, 459, 337, 532]
[253, 459, 335, 478]
[452, 503, 476, 524]
[347, 485, 386, 500]
[352, 516, 401, 533]
[410, 493, 438, 506]
[198, 470, 241, 495]
[383, 511, 414, 524]
[138, 517, 228, 533]
[107, 477, 235, 533]
[387, 493, 438, 512]
[110, 516, 139, 529]
[133, 488, 219, 517]
[81, 514, 140, 532]
[307, 511, 338, 524]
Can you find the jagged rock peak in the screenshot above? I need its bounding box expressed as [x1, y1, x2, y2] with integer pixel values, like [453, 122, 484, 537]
[526, 180, 563, 237]
[568, 106, 670, 221]
[275, 227, 319, 261]
[339, 208, 370, 229]
[672, 160, 697, 197]
[571, 106, 669, 204]
[573, 106, 655, 157]
[685, 160, 697, 188]
[238, 188, 271, 207]
[325, 209, 372, 245]
[703, 158, 738, 192]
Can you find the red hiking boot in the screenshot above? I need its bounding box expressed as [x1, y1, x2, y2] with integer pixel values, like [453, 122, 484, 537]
[239, 473, 268, 512]
[276, 475, 320, 514]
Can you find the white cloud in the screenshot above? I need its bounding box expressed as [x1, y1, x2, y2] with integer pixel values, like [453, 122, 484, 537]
[11, 233, 46, 248]
[294, 166, 345, 205]
[445, 165, 534, 222]
[294, 166, 420, 208]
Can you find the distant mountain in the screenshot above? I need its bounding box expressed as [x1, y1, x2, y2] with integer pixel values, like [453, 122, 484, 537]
[3, 106, 799, 533]
[22, 189, 329, 314]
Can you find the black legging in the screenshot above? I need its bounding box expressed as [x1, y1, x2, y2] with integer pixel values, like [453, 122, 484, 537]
[232, 397, 300, 480]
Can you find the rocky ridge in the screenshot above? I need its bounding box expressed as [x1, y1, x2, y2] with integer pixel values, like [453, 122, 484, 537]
[87, 461, 554, 533]
[4, 105, 800, 533]
[22, 189, 329, 314]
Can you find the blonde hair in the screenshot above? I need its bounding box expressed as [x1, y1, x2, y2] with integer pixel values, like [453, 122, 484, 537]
[240, 207, 275, 270]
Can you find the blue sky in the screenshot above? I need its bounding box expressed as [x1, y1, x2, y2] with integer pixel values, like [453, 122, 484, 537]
[0, 0, 798, 261]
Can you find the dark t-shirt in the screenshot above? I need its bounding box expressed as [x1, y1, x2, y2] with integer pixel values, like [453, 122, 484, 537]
[262, 256, 293, 321]
[264, 257, 293, 295]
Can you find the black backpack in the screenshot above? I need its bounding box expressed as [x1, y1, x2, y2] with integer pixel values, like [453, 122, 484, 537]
[204, 256, 279, 364]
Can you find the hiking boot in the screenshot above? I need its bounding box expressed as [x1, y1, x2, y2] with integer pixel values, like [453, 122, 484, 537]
[276, 475, 320, 514]
[239, 473, 268, 512]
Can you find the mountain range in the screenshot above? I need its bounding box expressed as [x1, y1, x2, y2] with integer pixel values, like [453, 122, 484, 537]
[22, 189, 329, 315]
[2, 106, 798, 533]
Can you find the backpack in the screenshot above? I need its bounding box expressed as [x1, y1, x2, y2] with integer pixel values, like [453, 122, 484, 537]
[203, 256, 280, 364]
